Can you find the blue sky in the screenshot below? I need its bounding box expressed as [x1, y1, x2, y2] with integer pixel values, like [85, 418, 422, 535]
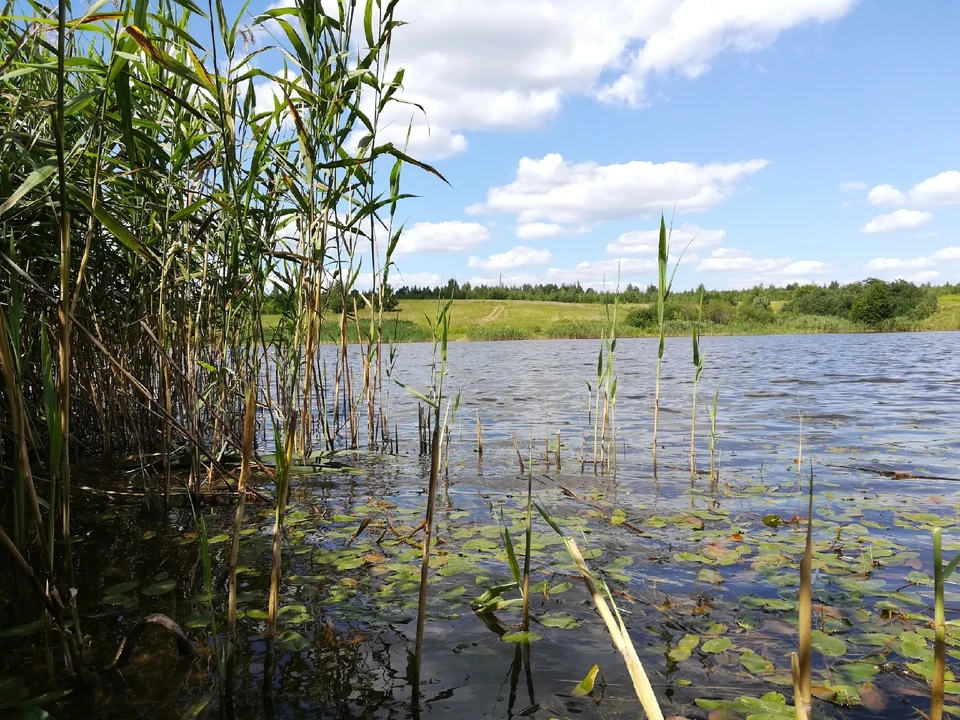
[256, 1, 960, 290]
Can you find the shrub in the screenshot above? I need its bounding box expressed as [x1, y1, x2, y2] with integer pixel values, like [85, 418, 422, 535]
[626, 305, 658, 329]
[732, 303, 775, 326]
[702, 299, 735, 325]
[849, 281, 893, 327]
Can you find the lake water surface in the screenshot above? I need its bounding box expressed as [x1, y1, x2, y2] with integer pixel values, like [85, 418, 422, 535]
[4, 332, 960, 719]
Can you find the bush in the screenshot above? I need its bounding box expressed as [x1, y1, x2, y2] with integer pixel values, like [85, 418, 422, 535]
[732, 302, 775, 326]
[849, 281, 893, 327]
[702, 299, 735, 325]
[626, 305, 658, 329]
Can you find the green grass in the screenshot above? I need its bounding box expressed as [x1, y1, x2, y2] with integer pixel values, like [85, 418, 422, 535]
[262, 297, 960, 343]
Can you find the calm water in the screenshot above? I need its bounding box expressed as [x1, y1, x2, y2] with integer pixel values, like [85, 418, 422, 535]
[4, 332, 960, 719]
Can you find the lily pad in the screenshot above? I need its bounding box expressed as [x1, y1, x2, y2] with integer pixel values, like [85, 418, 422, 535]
[702, 637, 732, 654]
[537, 611, 580, 630]
[142, 579, 177, 596]
[811, 630, 847, 657]
[740, 650, 775, 674]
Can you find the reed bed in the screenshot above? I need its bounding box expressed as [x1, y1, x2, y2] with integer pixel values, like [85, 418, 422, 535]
[0, 0, 443, 686]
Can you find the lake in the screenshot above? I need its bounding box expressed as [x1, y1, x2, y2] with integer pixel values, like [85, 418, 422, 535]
[4, 331, 960, 718]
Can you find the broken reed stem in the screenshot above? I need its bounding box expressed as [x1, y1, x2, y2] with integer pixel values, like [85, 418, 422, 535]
[565, 538, 664, 720]
[476, 413, 483, 456]
[512, 436, 525, 474]
[555, 430, 561, 471]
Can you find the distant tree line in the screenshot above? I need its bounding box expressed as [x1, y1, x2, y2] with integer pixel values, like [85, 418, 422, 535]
[262, 277, 956, 330]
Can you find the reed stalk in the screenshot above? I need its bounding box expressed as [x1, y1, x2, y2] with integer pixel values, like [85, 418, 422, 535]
[793, 462, 813, 718]
[690, 290, 704, 479]
[226, 386, 256, 687]
[535, 502, 663, 720]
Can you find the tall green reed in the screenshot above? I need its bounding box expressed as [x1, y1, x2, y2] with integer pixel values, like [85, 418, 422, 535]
[689, 289, 704, 479]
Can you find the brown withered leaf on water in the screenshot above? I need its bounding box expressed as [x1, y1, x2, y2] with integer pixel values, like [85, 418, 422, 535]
[859, 682, 887, 711]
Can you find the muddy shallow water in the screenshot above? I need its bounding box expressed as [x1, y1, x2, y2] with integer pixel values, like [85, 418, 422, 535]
[3, 332, 960, 719]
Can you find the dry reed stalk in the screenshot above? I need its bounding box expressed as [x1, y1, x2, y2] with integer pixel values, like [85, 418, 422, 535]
[513, 436, 525, 474]
[565, 538, 664, 720]
[476, 413, 483, 456]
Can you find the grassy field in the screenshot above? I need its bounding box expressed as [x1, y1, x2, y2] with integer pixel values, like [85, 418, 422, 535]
[262, 297, 960, 342]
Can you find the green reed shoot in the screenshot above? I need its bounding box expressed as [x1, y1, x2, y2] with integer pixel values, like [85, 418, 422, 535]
[521, 443, 534, 632]
[689, 289, 704, 479]
[652, 215, 688, 475]
[708, 388, 720, 482]
[930, 529, 960, 720]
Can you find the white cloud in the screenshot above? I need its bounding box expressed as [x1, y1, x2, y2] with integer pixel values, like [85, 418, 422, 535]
[596, 0, 856, 105]
[866, 257, 934, 271]
[839, 181, 866, 192]
[840, 200, 853, 209]
[779, 260, 830, 275]
[606, 223, 725, 254]
[860, 209, 933, 234]
[393, 271, 444, 287]
[515, 222, 589, 240]
[931, 246, 960, 261]
[395, 221, 490, 254]
[474, 153, 769, 224]
[711, 247, 751, 259]
[335, 0, 854, 158]
[867, 171, 960, 207]
[904, 271, 941, 283]
[864, 246, 960, 280]
[866, 184, 906, 206]
[697, 251, 829, 275]
[697, 255, 789, 272]
[516, 223, 566, 240]
[917, 231, 940, 239]
[468, 246, 552, 271]
[467, 272, 541, 286]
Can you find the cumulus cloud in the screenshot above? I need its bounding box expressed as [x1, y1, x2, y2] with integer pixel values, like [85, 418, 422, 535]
[866, 257, 934, 271]
[515, 222, 590, 240]
[395, 221, 490, 254]
[696, 250, 829, 275]
[468, 246, 552, 271]
[839, 181, 866, 192]
[867, 171, 960, 207]
[864, 246, 960, 280]
[595, 0, 856, 105]
[308, 0, 856, 158]
[931, 246, 960, 260]
[606, 223, 725, 254]
[467, 272, 541, 286]
[392, 271, 444, 287]
[904, 271, 941, 283]
[472, 154, 768, 224]
[860, 209, 933, 234]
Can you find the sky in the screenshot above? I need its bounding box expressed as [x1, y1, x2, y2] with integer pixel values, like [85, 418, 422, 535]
[254, 0, 960, 291]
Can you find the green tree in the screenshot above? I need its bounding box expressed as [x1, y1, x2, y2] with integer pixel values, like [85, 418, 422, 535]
[849, 281, 893, 327]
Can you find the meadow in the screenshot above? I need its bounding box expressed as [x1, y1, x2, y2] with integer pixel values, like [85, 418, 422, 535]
[262, 294, 960, 342]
